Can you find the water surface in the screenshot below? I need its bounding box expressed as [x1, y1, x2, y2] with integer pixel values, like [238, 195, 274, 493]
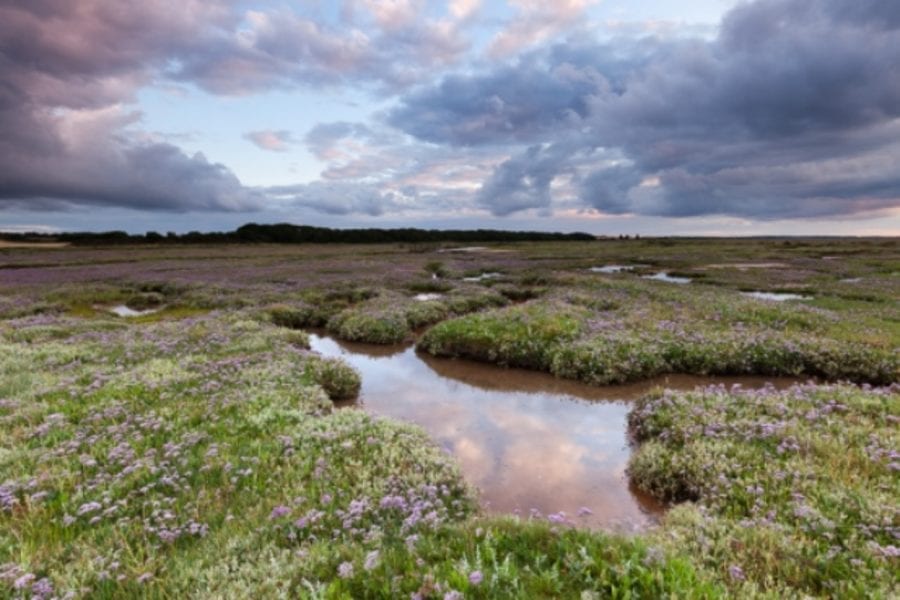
[741, 291, 811, 302]
[642, 272, 692, 284]
[589, 265, 644, 273]
[310, 333, 797, 530]
[107, 304, 160, 317]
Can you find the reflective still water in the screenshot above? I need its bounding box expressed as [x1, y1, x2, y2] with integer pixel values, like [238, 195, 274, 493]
[310, 333, 794, 530]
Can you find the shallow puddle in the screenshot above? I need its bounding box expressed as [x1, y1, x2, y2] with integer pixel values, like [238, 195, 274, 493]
[309, 333, 797, 530]
[589, 265, 644, 273]
[702, 262, 787, 270]
[741, 291, 811, 302]
[642, 272, 692, 284]
[107, 304, 160, 317]
[412, 293, 443, 301]
[462, 272, 501, 282]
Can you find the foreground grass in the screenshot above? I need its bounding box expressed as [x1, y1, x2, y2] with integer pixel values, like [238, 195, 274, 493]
[630, 383, 899, 597]
[0, 311, 715, 598]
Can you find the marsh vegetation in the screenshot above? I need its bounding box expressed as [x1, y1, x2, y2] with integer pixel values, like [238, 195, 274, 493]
[0, 238, 897, 598]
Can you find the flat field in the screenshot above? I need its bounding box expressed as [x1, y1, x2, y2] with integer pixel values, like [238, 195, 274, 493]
[0, 238, 897, 598]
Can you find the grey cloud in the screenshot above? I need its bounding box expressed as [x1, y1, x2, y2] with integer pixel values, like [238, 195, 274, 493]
[175, 7, 470, 94]
[0, 1, 471, 215]
[476, 144, 573, 215]
[303, 122, 398, 160]
[267, 181, 402, 216]
[0, 1, 266, 213]
[0, 108, 263, 212]
[391, 0, 900, 219]
[388, 46, 618, 146]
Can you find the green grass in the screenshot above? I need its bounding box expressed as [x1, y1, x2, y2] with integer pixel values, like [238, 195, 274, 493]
[1, 239, 897, 598]
[419, 281, 898, 385]
[419, 301, 588, 370]
[629, 384, 899, 597]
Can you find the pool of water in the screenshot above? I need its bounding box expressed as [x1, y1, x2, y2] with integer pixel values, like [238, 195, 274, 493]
[642, 272, 692, 284]
[741, 291, 811, 302]
[589, 265, 645, 273]
[309, 333, 796, 530]
[107, 304, 160, 317]
[462, 272, 502, 282]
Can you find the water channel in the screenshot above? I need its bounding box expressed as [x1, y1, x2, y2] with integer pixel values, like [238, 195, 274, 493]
[309, 333, 796, 530]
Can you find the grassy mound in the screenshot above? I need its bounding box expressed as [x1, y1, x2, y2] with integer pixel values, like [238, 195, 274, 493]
[629, 383, 899, 597]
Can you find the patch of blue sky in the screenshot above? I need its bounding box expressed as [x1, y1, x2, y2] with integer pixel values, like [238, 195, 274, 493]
[136, 83, 382, 188]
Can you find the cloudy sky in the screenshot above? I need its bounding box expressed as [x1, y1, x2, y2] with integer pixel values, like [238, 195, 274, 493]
[1, 0, 898, 235]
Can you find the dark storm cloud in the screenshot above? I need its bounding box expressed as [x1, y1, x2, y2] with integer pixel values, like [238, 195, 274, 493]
[0, 0, 469, 214]
[391, 0, 900, 219]
[387, 37, 647, 146]
[0, 0, 264, 213]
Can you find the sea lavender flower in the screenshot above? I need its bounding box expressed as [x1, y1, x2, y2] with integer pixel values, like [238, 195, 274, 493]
[337, 561, 354, 579]
[728, 565, 745, 581]
[31, 577, 54, 598]
[547, 512, 567, 524]
[77, 501, 102, 516]
[269, 505, 291, 520]
[364, 550, 380, 571]
[13, 573, 35, 589]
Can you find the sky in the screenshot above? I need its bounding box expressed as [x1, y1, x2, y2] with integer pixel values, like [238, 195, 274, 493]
[1, 0, 899, 236]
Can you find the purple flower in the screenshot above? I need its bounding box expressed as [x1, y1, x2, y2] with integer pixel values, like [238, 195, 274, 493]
[469, 570, 483, 585]
[364, 550, 380, 571]
[269, 505, 291, 520]
[728, 565, 745, 581]
[338, 561, 354, 579]
[76, 501, 102, 516]
[547, 512, 566, 524]
[13, 573, 35, 590]
[31, 577, 54, 599]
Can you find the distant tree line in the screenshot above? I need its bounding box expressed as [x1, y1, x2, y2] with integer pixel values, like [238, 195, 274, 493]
[1, 223, 596, 245]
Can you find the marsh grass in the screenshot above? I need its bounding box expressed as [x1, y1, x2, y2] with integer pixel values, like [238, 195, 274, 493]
[629, 383, 899, 597]
[305, 356, 362, 400]
[1, 239, 897, 598]
[421, 280, 898, 385]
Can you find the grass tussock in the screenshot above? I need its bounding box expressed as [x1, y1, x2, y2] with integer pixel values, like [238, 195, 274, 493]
[628, 383, 899, 597]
